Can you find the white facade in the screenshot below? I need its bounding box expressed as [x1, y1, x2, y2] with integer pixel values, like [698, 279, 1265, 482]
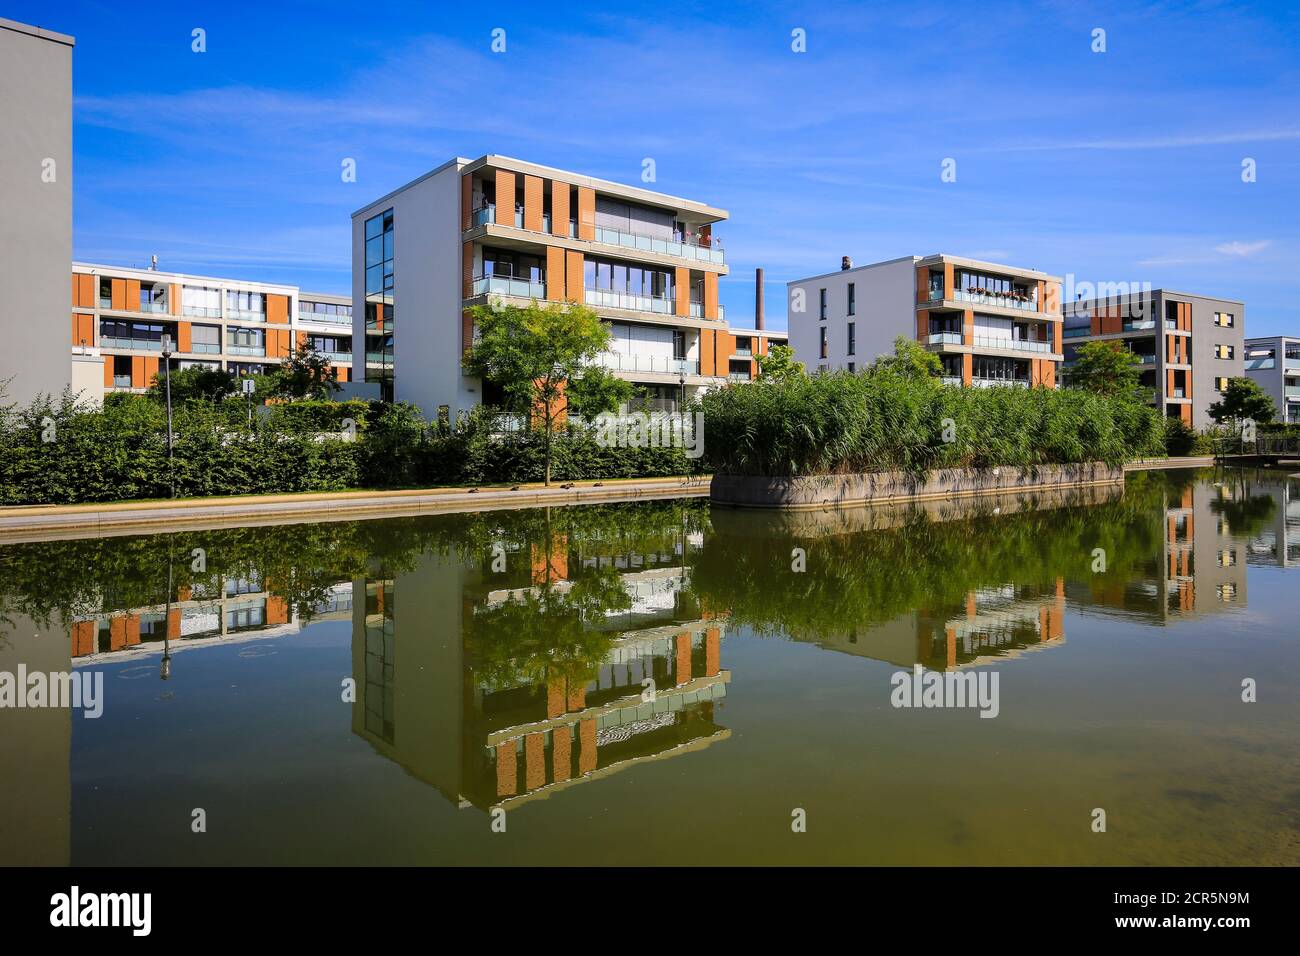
[787, 257, 917, 373]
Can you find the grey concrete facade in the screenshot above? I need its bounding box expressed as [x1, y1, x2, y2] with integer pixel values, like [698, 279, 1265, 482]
[1065, 289, 1244, 429]
[1244, 335, 1300, 424]
[0, 18, 74, 406]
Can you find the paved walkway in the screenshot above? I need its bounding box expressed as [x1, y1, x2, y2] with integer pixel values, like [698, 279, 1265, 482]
[0, 476, 711, 542]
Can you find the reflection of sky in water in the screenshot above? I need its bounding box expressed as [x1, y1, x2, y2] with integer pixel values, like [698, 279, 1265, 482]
[1, 468, 1297, 865]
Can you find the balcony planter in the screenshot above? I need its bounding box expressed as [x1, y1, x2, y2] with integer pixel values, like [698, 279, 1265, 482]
[710, 462, 1124, 510]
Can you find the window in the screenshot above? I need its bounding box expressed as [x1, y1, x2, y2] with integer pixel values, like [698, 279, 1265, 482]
[183, 286, 221, 318]
[819, 288, 827, 320]
[847, 322, 856, 356]
[190, 324, 221, 354]
[847, 283, 855, 316]
[672, 329, 686, 360]
[1217, 583, 1237, 602]
[1214, 312, 1235, 328]
[365, 209, 395, 400]
[847, 362, 855, 373]
[819, 326, 828, 359]
[227, 327, 265, 352]
[307, 334, 350, 355]
[1215, 377, 1230, 392]
[1215, 344, 1234, 359]
[1217, 550, 1237, 567]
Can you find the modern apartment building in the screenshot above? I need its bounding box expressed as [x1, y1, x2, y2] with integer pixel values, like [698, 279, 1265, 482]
[69, 262, 354, 397]
[1244, 335, 1300, 424]
[0, 18, 75, 405]
[788, 255, 1063, 387]
[1064, 289, 1244, 428]
[351, 154, 771, 416]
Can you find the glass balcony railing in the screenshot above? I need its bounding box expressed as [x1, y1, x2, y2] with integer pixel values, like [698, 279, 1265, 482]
[1165, 319, 1178, 329]
[472, 274, 546, 299]
[99, 297, 112, 309]
[112, 375, 132, 388]
[941, 376, 962, 386]
[1286, 385, 1300, 398]
[227, 309, 266, 323]
[183, 306, 222, 319]
[584, 288, 675, 315]
[100, 337, 163, 351]
[727, 373, 751, 383]
[138, 301, 170, 314]
[973, 377, 1030, 388]
[734, 347, 753, 357]
[927, 331, 963, 346]
[689, 302, 703, 318]
[1245, 357, 1275, 370]
[1123, 319, 1156, 331]
[593, 226, 724, 264]
[972, 336, 1051, 354]
[366, 352, 391, 365]
[1285, 356, 1300, 370]
[312, 349, 352, 360]
[226, 344, 266, 356]
[1063, 326, 1091, 338]
[298, 311, 352, 325]
[953, 289, 1039, 312]
[594, 352, 700, 376]
[190, 343, 222, 354]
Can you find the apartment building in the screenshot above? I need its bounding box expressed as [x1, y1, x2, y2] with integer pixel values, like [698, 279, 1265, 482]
[1244, 335, 1300, 424]
[69, 262, 355, 397]
[788, 255, 1063, 387]
[351, 154, 757, 416]
[0, 18, 75, 405]
[1064, 289, 1244, 428]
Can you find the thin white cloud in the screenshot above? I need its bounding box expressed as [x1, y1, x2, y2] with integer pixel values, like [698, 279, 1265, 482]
[1215, 240, 1270, 257]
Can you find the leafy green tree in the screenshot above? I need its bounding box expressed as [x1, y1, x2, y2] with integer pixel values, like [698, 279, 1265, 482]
[566, 366, 634, 419]
[149, 365, 236, 405]
[867, 335, 943, 381]
[462, 299, 614, 485]
[756, 343, 805, 381]
[268, 349, 342, 402]
[1208, 377, 1276, 433]
[1065, 341, 1146, 400]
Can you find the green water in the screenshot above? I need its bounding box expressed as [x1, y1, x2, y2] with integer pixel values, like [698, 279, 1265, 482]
[1, 467, 1298, 865]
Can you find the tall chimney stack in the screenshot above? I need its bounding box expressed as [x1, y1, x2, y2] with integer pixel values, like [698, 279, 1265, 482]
[755, 267, 765, 330]
[841, 256, 852, 271]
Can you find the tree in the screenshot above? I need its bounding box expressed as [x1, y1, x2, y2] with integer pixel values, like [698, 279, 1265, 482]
[272, 349, 341, 402]
[462, 299, 614, 485]
[1066, 341, 1146, 400]
[149, 365, 236, 405]
[1208, 377, 1276, 434]
[566, 366, 634, 419]
[755, 343, 805, 381]
[867, 336, 943, 381]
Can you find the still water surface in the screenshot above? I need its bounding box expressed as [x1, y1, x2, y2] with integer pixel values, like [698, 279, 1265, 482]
[1, 467, 1298, 865]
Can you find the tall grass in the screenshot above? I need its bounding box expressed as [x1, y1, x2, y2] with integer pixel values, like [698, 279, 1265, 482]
[698, 371, 1164, 477]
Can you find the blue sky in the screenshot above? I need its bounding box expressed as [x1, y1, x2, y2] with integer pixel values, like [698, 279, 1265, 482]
[16, 0, 1300, 334]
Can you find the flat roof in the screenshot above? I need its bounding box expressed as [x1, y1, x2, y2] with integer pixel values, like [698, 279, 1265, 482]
[352, 154, 727, 221]
[1073, 288, 1245, 306]
[73, 260, 298, 293]
[0, 16, 75, 46]
[789, 253, 1064, 286]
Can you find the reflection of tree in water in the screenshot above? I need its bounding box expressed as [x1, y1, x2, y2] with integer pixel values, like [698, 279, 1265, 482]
[0, 499, 708, 643]
[1209, 470, 1278, 539]
[464, 563, 632, 691]
[686, 471, 1180, 641]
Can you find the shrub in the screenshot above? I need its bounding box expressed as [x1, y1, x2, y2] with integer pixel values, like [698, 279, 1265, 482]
[698, 372, 1164, 478]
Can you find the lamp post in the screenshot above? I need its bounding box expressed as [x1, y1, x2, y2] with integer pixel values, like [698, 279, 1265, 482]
[160, 334, 175, 498]
[678, 370, 686, 414]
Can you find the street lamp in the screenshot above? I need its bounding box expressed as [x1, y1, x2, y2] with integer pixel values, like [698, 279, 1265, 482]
[160, 334, 175, 498]
[678, 370, 686, 413]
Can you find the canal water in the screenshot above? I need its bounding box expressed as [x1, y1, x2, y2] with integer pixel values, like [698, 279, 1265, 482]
[1, 467, 1297, 865]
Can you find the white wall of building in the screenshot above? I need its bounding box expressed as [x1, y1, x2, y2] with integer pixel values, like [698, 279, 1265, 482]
[787, 257, 916, 371]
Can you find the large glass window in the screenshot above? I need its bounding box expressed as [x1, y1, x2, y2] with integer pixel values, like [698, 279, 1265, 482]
[183, 286, 221, 318]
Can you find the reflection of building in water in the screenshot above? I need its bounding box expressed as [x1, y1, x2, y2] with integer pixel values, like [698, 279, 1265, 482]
[351, 528, 729, 811]
[67, 578, 352, 661]
[1244, 477, 1300, 568]
[1071, 479, 1248, 619]
[812, 579, 1067, 670]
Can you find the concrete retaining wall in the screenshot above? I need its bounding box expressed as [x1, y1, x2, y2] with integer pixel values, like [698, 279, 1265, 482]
[710, 462, 1125, 510]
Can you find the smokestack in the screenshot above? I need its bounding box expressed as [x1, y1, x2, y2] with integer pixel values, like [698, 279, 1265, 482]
[150, 254, 158, 271]
[841, 256, 852, 271]
[755, 267, 765, 330]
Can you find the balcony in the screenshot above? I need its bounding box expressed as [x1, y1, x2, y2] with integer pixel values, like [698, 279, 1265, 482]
[228, 309, 266, 323]
[594, 226, 724, 265]
[100, 336, 164, 351]
[1063, 326, 1091, 338]
[585, 287, 675, 316]
[1123, 319, 1156, 331]
[313, 349, 352, 360]
[298, 311, 352, 326]
[184, 306, 221, 319]
[1169, 388, 1186, 398]
[138, 301, 169, 315]
[1286, 385, 1300, 399]
[1133, 353, 1157, 365]
[973, 377, 1030, 388]
[366, 351, 391, 365]
[190, 343, 222, 355]
[226, 344, 266, 356]
[727, 373, 751, 384]
[594, 352, 701, 376]
[1286, 356, 1300, 370]
[733, 347, 753, 358]
[927, 331, 963, 347]
[472, 274, 546, 299]
[941, 376, 962, 386]
[972, 336, 1051, 354]
[953, 289, 1039, 312]
[1246, 357, 1275, 370]
[112, 374, 132, 388]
